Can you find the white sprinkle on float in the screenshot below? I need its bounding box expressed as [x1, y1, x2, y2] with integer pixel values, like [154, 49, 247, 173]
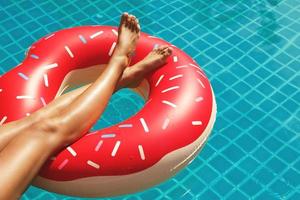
[58, 159, 69, 170]
[195, 96, 204, 102]
[148, 35, 158, 38]
[45, 33, 55, 40]
[30, 54, 39, 59]
[0, 116, 7, 125]
[79, 35, 87, 44]
[24, 47, 29, 57]
[67, 146, 77, 157]
[108, 42, 117, 56]
[162, 100, 177, 108]
[175, 65, 188, 69]
[169, 74, 183, 80]
[18, 72, 29, 80]
[64, 45, 74, 58]
[111, 141, 121, 157]
[161, 86, 179, 93]
[155, 74, 164, 87]
[85, 132, 96, 137]
[153, 44, 159, 49]
[138, 145, 146, 160]
[196, 70, 206, 78]
[176, 64, 202, 71]
[175, 63, 206, 81]
[16, 96, 34, 99]
[26, 113, 30, 116]
[43, 74, 49, 87]
[40, 97, 46, 106]
[140, 118, 149, 133]
[43, 63, 58, 70]
[197, 78, 205, 88]
[192, 121, 202, 126]
[173, 56, 178, 62]
[112, 29, 118, 36]
[95, 140, 103, 152]
[189, 63, 199, 69]
[0, 88, 2, 92]
[162, 118, 170, 130]
[87, 160, 100, 169]
[118, 124, 133, 128]
[90, 31, 103, 39]
[101, 133, 116, 138]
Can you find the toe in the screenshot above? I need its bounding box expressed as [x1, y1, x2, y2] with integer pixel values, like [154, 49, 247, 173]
[157, 45, 168, 52]
[167, 47, 173, 54]
[131, 15, 136, 25]
[136, 19, 141, 32]
[135, 19, 140, 33]
[121, 12, 128, 25]
[128, 15, 134, 31]
[125, 14, 131, 28]
[160, 45, 169, 51]
[133, 16, 139, 33]
[131, 15, 137, 31]
[137, 24, 141, 33]
[158, 46, 167, 54]
[126, 15, 131, 28]
[152, 47, 158, 53]
[134, 19, 139, 33]
[124, 13, 130, 26]
[163, 47, 172, 56]
[162, 51, 169, 57]
[156, 47, 163, 54]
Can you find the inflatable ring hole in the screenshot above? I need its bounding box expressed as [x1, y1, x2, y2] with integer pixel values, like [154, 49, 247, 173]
[54, 63, 150, 130]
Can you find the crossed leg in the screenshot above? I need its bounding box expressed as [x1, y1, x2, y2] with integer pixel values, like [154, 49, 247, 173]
[0, 13, 172, 199]
[0, 43, 172, 152]
[0, 12, 140, 200]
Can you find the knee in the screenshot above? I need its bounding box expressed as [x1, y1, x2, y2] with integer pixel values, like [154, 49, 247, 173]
[30, 117, 66, 136]
[22, 116, 68, 148]
[30, 115, 82, 146]
[29, 111, 81, 145]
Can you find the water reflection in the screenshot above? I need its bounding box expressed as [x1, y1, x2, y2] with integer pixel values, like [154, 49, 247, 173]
[256, 1, 282, 45]
[189, 0, 282, 46]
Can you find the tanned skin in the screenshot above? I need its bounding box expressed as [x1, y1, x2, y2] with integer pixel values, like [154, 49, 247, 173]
[0, 13, 172, 200]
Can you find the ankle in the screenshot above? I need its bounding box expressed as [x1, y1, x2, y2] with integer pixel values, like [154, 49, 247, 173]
[110, 54, 129, 69]
[114, 44, 133, 58]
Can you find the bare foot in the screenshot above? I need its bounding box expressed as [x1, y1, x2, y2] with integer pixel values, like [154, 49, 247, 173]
[114, 12, 140, 60]
[120, 45, 173, 88]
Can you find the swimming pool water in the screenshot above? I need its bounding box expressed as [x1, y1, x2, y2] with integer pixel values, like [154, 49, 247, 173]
[0, 0, 299, 199]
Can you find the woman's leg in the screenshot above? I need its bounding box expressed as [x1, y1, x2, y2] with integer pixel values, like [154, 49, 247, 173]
[0, 13, 140, 200]
[0, 45, 172, 152]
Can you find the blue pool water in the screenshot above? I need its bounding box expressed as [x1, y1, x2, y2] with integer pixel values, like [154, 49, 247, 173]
[0, 0, 299, 199]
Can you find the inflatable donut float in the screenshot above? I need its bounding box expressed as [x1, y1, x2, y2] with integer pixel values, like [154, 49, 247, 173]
[0, 26, 216, 197]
